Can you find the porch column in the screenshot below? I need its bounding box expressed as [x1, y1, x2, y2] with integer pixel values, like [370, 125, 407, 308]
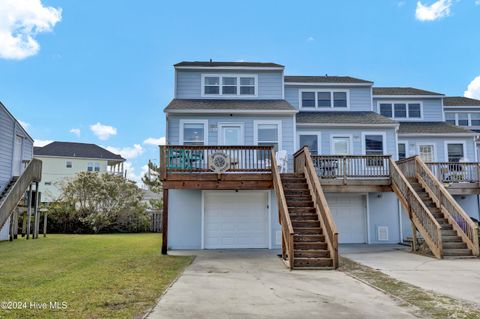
[161, 188, 169, 255]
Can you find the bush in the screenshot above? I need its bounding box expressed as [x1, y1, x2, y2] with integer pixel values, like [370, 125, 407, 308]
[47, 172, 149, 234]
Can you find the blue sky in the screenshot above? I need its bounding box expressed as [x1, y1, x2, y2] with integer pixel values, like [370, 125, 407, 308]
[1, 0, 479, 182]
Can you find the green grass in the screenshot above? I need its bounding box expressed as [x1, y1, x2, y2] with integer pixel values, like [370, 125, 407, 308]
[0, 234, 193, 319]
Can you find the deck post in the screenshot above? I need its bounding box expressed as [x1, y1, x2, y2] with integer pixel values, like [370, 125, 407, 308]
[33, 184, 40, 239]
[411, 220, 417, 252]
[9, 210, 14, 241]
[43, 211, 48, 237]
[26, 184, 33, 240]
[161, 188, 169, 255]
[13, 208, 19, 239]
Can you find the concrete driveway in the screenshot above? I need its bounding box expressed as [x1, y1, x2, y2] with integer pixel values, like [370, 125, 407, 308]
[341, 244, 480, 305]
[147, 250, 418, 319]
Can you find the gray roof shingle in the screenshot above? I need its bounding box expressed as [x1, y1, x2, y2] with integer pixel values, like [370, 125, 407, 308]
[285, 76, 372, 84]
[164, 99, 297, 112]
[444, 96, 480, 106]
[34, 142, 125, 161]
[296, 111, 397, 125]
[398, 122, 477, 135]
[373, 87, 444, 96]
[174, 61, 284, 68]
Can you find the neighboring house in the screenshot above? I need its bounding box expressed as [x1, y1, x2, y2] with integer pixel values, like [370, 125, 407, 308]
[33, 142, 125, 202]
[160, 61, 480, 268]
[0, 102, 41, 241]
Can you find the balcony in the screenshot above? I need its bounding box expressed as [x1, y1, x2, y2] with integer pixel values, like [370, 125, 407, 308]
[426, 162, 480, 195]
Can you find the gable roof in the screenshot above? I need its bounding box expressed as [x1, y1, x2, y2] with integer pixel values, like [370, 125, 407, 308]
[174, 61, 284, 68]
[296, 111, 397, 126]
[285, 76, 372, 84]
[34, 142, 125, 161]
[373, 87, 444, 96]
[398, 122, 477, 135]
[0, 101, 34, 142]
[164, 99, 297, 113]
[444, 96, 480, 106]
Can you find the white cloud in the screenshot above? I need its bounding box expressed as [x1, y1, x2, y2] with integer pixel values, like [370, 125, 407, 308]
[0, 0, 62, 60]
[123, 162, 148, 185]
[306, 36, 315, 42]
[415, 0, 453, 21]
[476, 0, 480, 5]
[69, 128, 80, 137]
[90, 122, 117, 140]
[106, 144, 143, 159]
[143, 137, 166, 146]
[18, 120, 30, 129]
[464, 76, 480, 99]
[34, 139, 52, 147]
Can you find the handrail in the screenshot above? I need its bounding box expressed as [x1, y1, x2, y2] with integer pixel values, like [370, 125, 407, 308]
[310, 155, 391, 179]
[0, 159, 42, 229]
[426, 162, 480, 184]
[295, 147, 339, 268]
[390, 158, 443, 258]
[416, 158, 479, 256]
[271, 149, 295, 269]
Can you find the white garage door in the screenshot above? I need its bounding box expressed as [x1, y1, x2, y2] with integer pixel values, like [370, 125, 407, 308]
[204, 191, 268, 249]
[326, 194, 367, 244]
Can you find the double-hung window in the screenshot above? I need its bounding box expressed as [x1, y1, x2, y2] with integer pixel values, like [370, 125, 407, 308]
[203, 74, 256, 96]
[255, 121, 281, 152]
[379, 102, 422, 119]
[181, 121, 207, 146]
[87, 162, 100, 172]
[66, 161, 72, 168]
[445, 112, 456, 125]
[300, 90, 349, 109]
[364, 134, 384, 166]
[447, 143, 464, 163]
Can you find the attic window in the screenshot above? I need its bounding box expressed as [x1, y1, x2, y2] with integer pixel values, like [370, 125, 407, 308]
[202, 74, 257, 97]
[300, 90, 349, 109]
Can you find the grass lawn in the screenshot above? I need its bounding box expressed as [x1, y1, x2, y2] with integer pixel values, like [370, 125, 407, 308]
[0, 234, 193, 319]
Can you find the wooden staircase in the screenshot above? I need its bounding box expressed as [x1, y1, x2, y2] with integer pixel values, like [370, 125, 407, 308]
[281, 173, 333, 269]
[0, 177, 18, 203]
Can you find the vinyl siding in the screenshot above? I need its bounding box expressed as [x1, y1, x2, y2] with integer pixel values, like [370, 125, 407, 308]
[398, 136, 477, 162]
[373, 97, 444, 121]
[175, 70, 283, 100]
[285, 85, 372, 111]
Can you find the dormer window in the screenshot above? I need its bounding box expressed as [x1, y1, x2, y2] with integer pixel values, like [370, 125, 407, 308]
[202, 74, 257, 97]
[300, 90, 349, 109]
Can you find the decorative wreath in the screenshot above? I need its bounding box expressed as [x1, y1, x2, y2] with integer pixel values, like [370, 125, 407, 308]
[208, 152, 231, 173]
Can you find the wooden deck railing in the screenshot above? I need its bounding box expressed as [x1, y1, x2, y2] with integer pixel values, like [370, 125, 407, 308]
[294, 148, 339, 268]
[426, 162, 480, 184]
[416, 158, 479, 256]
[271, 149, 294, 269]
[311, 155, 391, 180]
[160, 145, 273, 179]
[391, 157, 443, 258]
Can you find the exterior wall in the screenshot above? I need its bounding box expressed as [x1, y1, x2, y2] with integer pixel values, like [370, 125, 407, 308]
[35, 156, 109, 202]
[285, 85, 372, 111]
[175, 69, 283, 100]
[167, 189, 281, 250]
[0, 217, 10, 241]
[454, 195, 480, 220]
[296, 126, 397, 156]
[397, 136, 477, 162]
[367, 193, 402, 244]
[373, 97, 444, 121]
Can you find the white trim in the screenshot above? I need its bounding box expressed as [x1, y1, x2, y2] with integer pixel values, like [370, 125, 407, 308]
[254, 120, 283, 151]
[330, 134, 353, 155]
[285, 82, 372, 87]
[376, 100, 424, 121]
[365, 193, 370, 244]
[179, 119, 209, 145]
[166, 109, 298, 115]
[201, 74, 258, 98]
[281, 70, 285, 100]
[361, 131, 387, 155]
[297, 123, 399, 128]
[444, 105, 480, 109]
[417, 143, 437, 162]
[373, 95, 444, 99]
[297, 131, 321, 154]
[399, 133, 478, 137]
[292, 115, 297, 152]
[444, 140, 468, 162]
[201, 190, 271, 250]
[175, 66, 284, 71]
[218, 122, 245, 145]
[299, 89, 350, 110]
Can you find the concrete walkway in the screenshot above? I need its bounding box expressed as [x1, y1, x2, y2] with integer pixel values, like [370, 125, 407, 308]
[341, 244, 480, 305]
[148, 250, 418, 319]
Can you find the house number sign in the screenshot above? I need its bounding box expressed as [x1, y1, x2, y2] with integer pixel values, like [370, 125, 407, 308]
[208, 152, 230, 173]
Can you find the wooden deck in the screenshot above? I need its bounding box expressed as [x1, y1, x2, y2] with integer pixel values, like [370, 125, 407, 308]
[427, 162, 480, 195]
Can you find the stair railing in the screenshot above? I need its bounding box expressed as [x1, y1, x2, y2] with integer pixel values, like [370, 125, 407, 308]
[294, 147, 339, 268]
[0, 159, 42, 230]
[415, 157, 479, 256]
[271, 150, 295, 269]
[390, 158, 443, 258]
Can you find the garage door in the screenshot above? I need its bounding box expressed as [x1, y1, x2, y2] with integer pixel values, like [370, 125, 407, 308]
[326, 194, 367, 244]
[204, 191, 268, 249]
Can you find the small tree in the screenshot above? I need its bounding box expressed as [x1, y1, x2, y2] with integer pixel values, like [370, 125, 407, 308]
[141, 160, 163, 210]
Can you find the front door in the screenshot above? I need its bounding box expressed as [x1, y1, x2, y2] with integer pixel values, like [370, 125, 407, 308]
[332, 136, 351, 155]
[12, 136, 23, 176]
[219, 124, 243, 145]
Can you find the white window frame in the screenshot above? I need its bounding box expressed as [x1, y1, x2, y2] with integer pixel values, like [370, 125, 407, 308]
[445, 111, 480, 127]
[179, 119, 209, 145]
[444, 140, 467, 162]
[330, 134, 353, 155]
[297, 131, 321, 154]
[253, 120, 283, 151]
[361, 132, 387, 155]
[201, 74, 258, 97]
[398, 140, 408, 160]
[218, 122, 245, 145]
[417, 143, 436, 162]
[377, 101, 423, 120]
[299, 89, 350, 110]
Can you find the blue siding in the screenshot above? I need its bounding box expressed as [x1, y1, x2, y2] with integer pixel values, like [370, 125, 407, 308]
[368, 193, 401, 244]
[398, 136, 477, 162]
[176, 70, 283, 100]
[373, 97, 444, 121]
[285, 85, 372, 111]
